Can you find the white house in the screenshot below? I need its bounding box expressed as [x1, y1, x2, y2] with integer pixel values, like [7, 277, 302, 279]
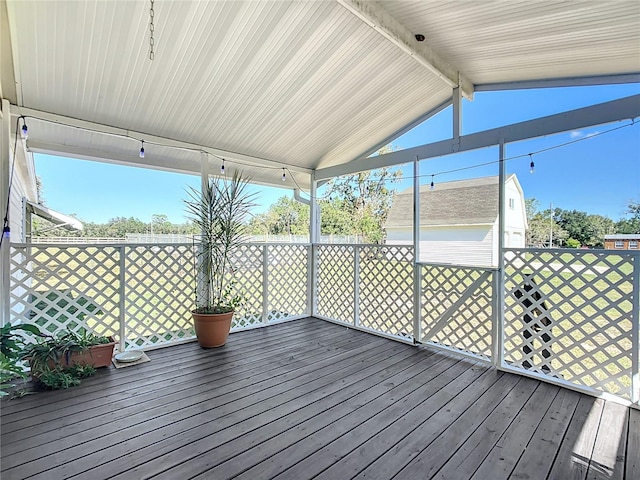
[385, 175, 527, 267]
[7, 143, 82, 242]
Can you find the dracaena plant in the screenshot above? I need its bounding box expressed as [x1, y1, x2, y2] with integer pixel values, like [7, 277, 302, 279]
[184, 171, 256, 314]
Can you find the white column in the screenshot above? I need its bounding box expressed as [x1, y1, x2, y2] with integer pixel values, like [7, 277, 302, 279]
[1, 99, 11, 326]
[493, 139, 506, 367]
[196, 152, 210, 309]
[308, 172, 319, 316]
[452, 86, 462, 153]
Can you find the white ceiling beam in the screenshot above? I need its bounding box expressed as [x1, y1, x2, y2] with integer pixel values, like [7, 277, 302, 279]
[336, 0, 474, 100]
[10, 105, 313, 175]
[476, 73, 640, 92]
[316, 94, 640, 179]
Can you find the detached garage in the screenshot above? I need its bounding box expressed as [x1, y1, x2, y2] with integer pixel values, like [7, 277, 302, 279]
[385, 175, 527, 267]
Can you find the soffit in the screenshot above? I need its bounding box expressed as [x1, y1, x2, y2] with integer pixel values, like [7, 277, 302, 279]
[3, 1, 639, 189]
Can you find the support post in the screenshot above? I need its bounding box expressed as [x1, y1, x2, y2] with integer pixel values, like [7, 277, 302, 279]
[308, 173, 319, 316]
[412, 156, 422, 343]
[452, 86, 462, 151]
[493, 139, 506, 367]
[196, 152, 210, 308]
[1, 99, 11, 326]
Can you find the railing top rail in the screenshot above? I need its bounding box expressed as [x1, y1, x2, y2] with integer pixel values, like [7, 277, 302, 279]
[505, 247, 640, 256]
[315, 243, 415, 248]
[9, 242, 316, 249]
[417, 261, 499, 271]
[9, 242, 195, 248]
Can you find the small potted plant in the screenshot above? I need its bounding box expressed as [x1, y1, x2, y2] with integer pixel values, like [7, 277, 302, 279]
[184, 171, 255, 348]
[21, 329, 116, 378]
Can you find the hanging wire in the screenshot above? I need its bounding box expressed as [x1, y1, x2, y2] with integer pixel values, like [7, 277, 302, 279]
[11, 114, 638, 204]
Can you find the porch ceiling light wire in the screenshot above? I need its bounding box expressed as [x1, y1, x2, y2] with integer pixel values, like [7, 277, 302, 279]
[419, 118, 638, 181]
[1, 117, 24, 248]
[16, 115, 301, 173]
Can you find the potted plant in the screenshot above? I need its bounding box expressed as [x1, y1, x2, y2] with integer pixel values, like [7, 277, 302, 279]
[21, 329, 116, 378]
[1, 323, 42, 397]
[184, 171, 255, 348]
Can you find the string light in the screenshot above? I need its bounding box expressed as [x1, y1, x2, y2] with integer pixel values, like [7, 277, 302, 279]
[281, 168, 286, 182]
[430, 175, 435, 190]
[20, 119, 28, 139]
[139, 140, 145, 158]
[221, 159, 225, 174]
[529, 154, 535, 174]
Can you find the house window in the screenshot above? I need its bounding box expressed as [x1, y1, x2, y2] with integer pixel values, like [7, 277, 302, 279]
[630, 240, 638, 249]
[614, 240, 624, 248]
[508, 198, 515, 209]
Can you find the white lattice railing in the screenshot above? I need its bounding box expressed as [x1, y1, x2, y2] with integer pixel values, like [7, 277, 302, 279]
[314, 244, 414, 340]
[504, 248, 639, 401]
[419, 263, 496, 360]
[7, 241, 640, 404]
[9, 243, 310, 351]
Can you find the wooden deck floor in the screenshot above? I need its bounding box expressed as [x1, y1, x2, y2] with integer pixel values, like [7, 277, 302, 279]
[1, 317, 638, 480]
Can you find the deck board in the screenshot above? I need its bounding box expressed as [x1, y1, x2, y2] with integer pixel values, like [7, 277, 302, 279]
[1, 317, 636, 480]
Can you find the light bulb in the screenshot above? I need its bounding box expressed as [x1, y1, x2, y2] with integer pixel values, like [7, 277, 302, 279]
[139, 141, 145, 159]
[281, 168, 286, 182]
[221, 160, 225, 174]
[430, 176, 435, 190]
[529, 160, 535, 174]
[21, 123, 28, 139]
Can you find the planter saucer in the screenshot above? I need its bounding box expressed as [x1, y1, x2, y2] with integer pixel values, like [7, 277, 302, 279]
[114, 351, 144, 363]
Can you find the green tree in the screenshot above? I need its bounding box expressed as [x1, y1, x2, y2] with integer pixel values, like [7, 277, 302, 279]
[525, 199, 567, 247]
[324, 167, 402, 243]
[616, 200, 640, 234]
[554, 209, 615, 248]
[247, 196, 309, 236]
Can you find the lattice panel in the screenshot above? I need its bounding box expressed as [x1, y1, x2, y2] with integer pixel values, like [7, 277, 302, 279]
[9, 245, 121, 342]
[420, 264, 494, 359]
[504, 248, 636, 398]
[227, 244, 264, 329]
[267, 244, 309, 321]
[358, 246, 414, 337]
[315, 245, 355, 324]
[125, 245, 196, 348]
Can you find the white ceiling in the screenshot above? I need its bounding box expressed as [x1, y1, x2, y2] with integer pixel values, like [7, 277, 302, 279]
[2, 0, 639, 189]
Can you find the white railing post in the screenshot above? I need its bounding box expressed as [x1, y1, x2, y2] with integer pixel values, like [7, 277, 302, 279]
[262, 244, 269, 324]
[632, 254, 640, 403]
[354, 245, 360, 327]
[118, 246, 126, 352]
[412, 155, 421, 343]
[307, 244, 314, 316]
[495, 139, 506, 368]
[491, 269, 501, 365]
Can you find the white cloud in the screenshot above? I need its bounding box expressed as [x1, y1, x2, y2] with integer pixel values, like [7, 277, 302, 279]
[570, 130, 600, 139]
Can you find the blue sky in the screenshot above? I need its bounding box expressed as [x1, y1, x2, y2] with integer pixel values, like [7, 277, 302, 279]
[35, 83, 639, 225]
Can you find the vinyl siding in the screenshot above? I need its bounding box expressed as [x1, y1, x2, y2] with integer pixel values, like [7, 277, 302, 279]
[387, 225, 495, 267]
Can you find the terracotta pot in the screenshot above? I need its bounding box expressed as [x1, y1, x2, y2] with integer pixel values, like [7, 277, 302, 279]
[192, 311, 234, 348]
[31, 338, 117, 377]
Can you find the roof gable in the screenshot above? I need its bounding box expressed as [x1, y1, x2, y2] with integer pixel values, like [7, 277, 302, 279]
[385, 175, 517, 228]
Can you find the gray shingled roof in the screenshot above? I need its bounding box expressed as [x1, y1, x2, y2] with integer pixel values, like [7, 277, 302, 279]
[385, 175, 511, 228]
